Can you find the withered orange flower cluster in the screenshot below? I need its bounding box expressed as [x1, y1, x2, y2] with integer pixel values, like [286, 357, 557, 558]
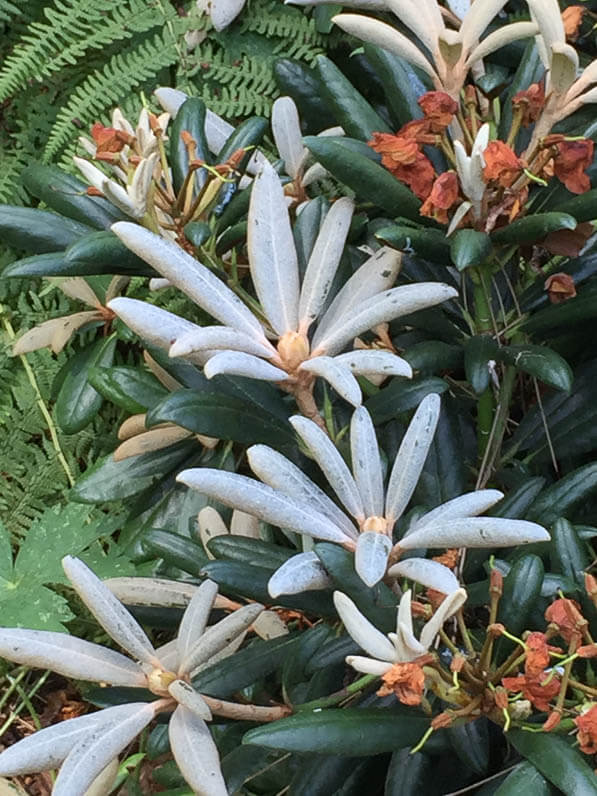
[90, 123, 133, 159]
[502, 631, 561, 712]
[483, 141, 522, 188]
[545, 136, 595, 194]
[377, 661, 427, 706]
[575, 705, 597, 755]
[369, 91, 457, 201]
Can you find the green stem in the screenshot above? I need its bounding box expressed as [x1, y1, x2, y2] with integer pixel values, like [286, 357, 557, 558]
[293, 674, 377, 711]
[472, 268, 494, 460]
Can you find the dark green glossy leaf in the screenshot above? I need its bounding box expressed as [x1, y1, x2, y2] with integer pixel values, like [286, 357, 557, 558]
[498, 41, 543, 139]
[464, 335, 499, 395]
[54, 336, 116, 434]
[207, 536, 293, 569]
[549, 518, 589, 589]
[71, 440, 197, 503]
[88, 365, 168, 412]
[3, 252, 71, 278]
[194, 633, 299, 698]
[141, 529, 207, 575]
[415, 398, 468, 507]
[304, 137, 421, 220]
[522, 282, 597, 335]
[294, 195, 328, 274]
[450, 230, 492, 271]
[290, 754, 363, 796]
[552, 188, 597, 223]
[273, 58, 337, 132]
[64, 230, 156, 276]
[491, 477, 545, 519]
[494, 761, 551, 796]
[215, 221, 246, 255]
[306, 635, 359, 673]
[385, 748, 435, 795]
[365, 377, 448, 424]
[497, 555, 544, 637]
[363, 44, 426, 129]
[491, 213, 576, 245]
[22, 162, 126, 229]
[403, 341, 462, 375]
[508, 730, 597, 795]
[146, 389, 294, 450]
[447, 718, 489, 776]
[527, 463, 597, 526]
[184, 221, 211, 248]
[221, 746, 282, 796]
[169, 97, 210, 194]
[0, 206, 93, 253]
[315, 55, 390, 141]
[375, 224, 450, 263]
[243, 709, 431, 756]
[496, 344, 572, 391]
[217, 117, 269, 166]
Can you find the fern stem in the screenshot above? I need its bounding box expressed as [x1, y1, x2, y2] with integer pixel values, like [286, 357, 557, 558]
[2, 309, 75, 488]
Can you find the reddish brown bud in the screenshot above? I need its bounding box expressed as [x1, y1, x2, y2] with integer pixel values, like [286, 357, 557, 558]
[543, 710, 562, 731]
[450, 654, 465, 673]
[577, 644, 597, 659]
[494, 686, 508, 710]
[488, 623, 505, 638]
[431, 711, 453, 730]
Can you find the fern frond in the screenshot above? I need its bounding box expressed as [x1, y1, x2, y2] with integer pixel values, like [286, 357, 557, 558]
[0, 0, 20, 23]
[44, 32, 181, 164]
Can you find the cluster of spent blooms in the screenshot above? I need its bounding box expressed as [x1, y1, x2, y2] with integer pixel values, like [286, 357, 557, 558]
[178, 394, 550, 594]
[107, 165, 456, 414]
[0, 557, 271, 796]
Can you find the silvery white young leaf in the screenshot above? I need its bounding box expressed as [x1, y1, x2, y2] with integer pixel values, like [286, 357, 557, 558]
[468, 22, 539, 65]
[189, 631, 248, 676]
[107, 298, 199, 353]
[299, 356, 362, 406]
[111, 224, 265, 340]
[331, 15, 438, 80]
[298, 197, 354, 331]
[350, 406, 384, 517]
[446, 0, 470, 19]
[204, 351, 287, 381]
[385, 393, 441, 523]
[314, 248, 401, 342]
[180, 603, 263, 675]
[384, 0, 444, 52]
[290, 415, 365, 522]
[334, 350, 413, 380]
[459, 0, 508, 51]
[409, 489, 503, 533]
[288, 0, 387, 8]
[247, 445, 358, 539]
[169, 705, 228, 796]
[399, 517, 550, 550]
[62, 556, 158, 666]
[113, 426, 192, 461]
[168, 680, 212, 720]
[156, 638, 179, 671]
[526, 0, 564, 55]
[199, 506, 229, 554]
[84, 757, 119, 796]
[420, 588, 467, 650]
[60, 278, 102, 308]
[355, 531, 392, 587]
[211, 0, 245, 30]
[388, 558, 460, 595]
[0, 629, 145, 686]
[333, 592, 396, 661]
[105, 577, 199, 609]
[395, 624, 427, 658]
[397, 588, 414, 639]
[345, 655, 393, 675]
[170, 327, 275, 359]
[268, 552, 333, 598]
[154, 87, 187, 116]
[177, 469, 349, 543]
[130, 153, 158, 211]
[247, 161, 300, 335]
[73, 157, 109, 193]
[272, 96, 306, 181]
[314, 283, 458, 356]
[102, 181, 142, 218]
[0, 710, 101, 776]
[52, 702, 156, 796]
[177, 579, 219, 664]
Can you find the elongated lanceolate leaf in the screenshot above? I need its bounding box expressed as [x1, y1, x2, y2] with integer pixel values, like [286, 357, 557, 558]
[211, 0, 245, 31]
[268, 552, 333, 598]
[385, 0, 444, 52]
[180, 603, 263, 675]
[468, 21, 539, 65]
[355, 532, 392, 587]
[0, 629, 145, 686]
[247, 445, 358, 539]
[154, 86, 187, 116]
[176, 580, 219, 664]
[314, 283, 458, 356]
[419, 588, 467, 649]
[409, 489, 504, 532]
[399, 517, 550, 550]
[459, 0, 508, 51]
[299, 356, 362, 406]
[290, 416, 365, 521]
[350, 407, 384, 517]
[62, 556, 158, 666]
[111, 223, 265, 339]
[204, 351, 287, 381]
[334, 350, 412, 379]
[52, 703, 156, 796]
[387, 558, 460, 595]
[169, 327, 275, 359]
[247, 161, 300, 335]
[177, 469, 349, 543]
[298, 197, 354, 331]
[168, 680, 212, 720]
[108, 298, 200, 354]
[332, 15, 438, 80]
[105, 577, 199, 608]
[315, 247, 401, 340]
[385, 394, 440, 523]
[345, 655, 393, 675]
[169, 705, 228, 796]
[333, 592, 396, 661]
[272, 96, 305, 180]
